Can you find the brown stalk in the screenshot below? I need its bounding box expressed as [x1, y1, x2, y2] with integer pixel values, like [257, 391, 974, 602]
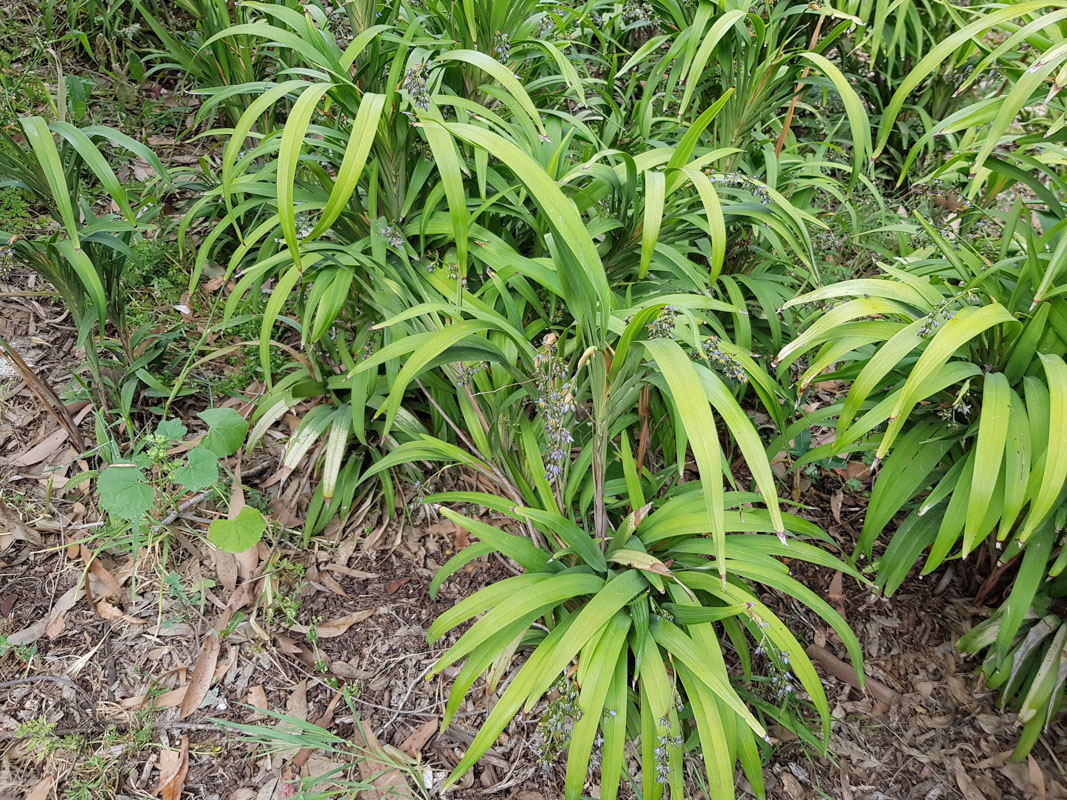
[775, 14, 828, 157]
[0, 333, 86, 453]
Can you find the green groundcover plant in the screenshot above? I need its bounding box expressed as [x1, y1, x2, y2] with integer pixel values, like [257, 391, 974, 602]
[5, 0, 1066, 792]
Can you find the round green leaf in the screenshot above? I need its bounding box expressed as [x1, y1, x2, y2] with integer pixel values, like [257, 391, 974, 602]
[209, 507, 266, 554]
[198, 408, 249, 458]
[97, 465, 154, 521]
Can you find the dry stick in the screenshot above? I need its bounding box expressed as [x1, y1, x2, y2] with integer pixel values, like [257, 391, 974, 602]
[775, 14, 828, 158]
[149, 460, 276, 536]
[414, 379, 545, 549]
[376, 662, 437, 739]
[806, 644, 900, 708]
[0, 333, 86, 453]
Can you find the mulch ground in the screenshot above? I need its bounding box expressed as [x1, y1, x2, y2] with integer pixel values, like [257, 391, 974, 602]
[1, 270, 1065, 800]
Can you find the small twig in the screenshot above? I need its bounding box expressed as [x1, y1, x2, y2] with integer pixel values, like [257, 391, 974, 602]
[0, 333, 86, 452]
[0, 720, 222, 740]
[806, 643, 899, 710]
[376, 662, 436, 738]
[150, 460, 275, 535]
[0, 676, 98, 724]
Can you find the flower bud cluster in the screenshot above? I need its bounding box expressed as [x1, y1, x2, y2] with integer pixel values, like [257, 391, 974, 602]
[0, 244, 13, 277]
[493, 31, 511, 62]
[968, 216, 999, 240]
[653, 713, 684, 787]
[533, 335, 576, 480]
[404, 63, 431, 111]
[647, 305, 677, 339]
[917, 297, 957, 338]
[753, 635, 797, 702]
[623, 0, 655, 22]
[274, 214, 313, 244]
[380, 223, 404, 250]
[936, 392, 972, 428]
[700, 336, 749, 384]
[533, 676, 581, 764]
[406, 478, 432, 512]
[706, 171, 770, 205]
[456, 361, 488, 387]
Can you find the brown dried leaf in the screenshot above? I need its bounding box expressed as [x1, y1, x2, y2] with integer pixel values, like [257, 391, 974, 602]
[317, 571, 349, 598]
[828, 571, 846, 618]
[0, 503, 41, 546]
[287, 679, 308, 722]
[247, 685, 268, 711]
[290, 608, 377, 639]
[399, 718, 438, 759]
[830, 489, 843, 523]
[8, 427, 68, 467]
[324, 565, 378, 580]
[124, 645, 236, 709]
[9, 584, 83, 645]
[351, 723, 413, 800]
[156, 737, 190, 800]
[81, 546, 122, 600]
[844, 461, 871, 482]
[1029, 755, 1047, 800]
[25, 775, 54, 800]
[386, 578, 413, 595]
[780, 772, 804, 800]
[954, 759, 988, 800]
[216, 550, 239, 594]
[96, 599, 131, 621]
[291, 691, 344, 769]
[179, 632, 221, 719]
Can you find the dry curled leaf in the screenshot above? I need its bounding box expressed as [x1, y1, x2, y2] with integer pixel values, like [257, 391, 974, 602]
[179, 632, 221, 719]
[399, 717, 439, 759]
[289, 608, 377, 638]
[156, 737, 190, 800]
